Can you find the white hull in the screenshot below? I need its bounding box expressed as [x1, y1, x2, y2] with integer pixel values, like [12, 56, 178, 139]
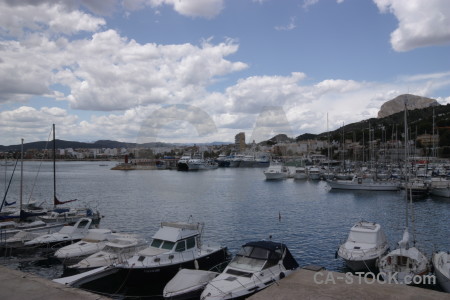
[327, 180, 399, 191]
[433, 251, 450, 293]
[378, 246, 429, 285]
[430, 187, 450, 198]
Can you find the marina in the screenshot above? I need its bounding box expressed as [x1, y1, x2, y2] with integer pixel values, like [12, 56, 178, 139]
[1, 161, 449, 298]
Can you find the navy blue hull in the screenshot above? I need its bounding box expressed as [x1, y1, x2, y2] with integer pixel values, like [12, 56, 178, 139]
[79, 247, 229, 298]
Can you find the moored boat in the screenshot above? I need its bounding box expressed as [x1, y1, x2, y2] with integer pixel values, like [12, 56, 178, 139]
[200, 240, 299, 300]
[432, 251, 450, 293]
[56, 220, 230, 297]
[337, 221, 389, 272]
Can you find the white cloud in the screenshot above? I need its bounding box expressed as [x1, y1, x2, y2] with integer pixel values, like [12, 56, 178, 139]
[275, 17, 296, 31]
[0, 1, 105, 37]
[374, 0, 450, 51]
[303, 0, 344, 10]
[123, 0, 224, 18]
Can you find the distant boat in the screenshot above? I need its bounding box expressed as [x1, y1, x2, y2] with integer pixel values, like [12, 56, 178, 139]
[429, 178, 450, 198]
[263, 161, 289, 180]
[327, 175, 400, 191]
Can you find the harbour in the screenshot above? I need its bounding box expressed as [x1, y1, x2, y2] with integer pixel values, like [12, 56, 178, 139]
[1, 160, 449, 298]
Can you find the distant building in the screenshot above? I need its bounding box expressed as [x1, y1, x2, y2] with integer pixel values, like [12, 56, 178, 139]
[235, 132, 246, 152]
[416, 133, 439, 148]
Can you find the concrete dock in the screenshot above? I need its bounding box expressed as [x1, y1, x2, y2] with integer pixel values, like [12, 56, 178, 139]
[1, 264, 449, 299]
[249, 267, 450, 300]
[0, 265, 111, 300]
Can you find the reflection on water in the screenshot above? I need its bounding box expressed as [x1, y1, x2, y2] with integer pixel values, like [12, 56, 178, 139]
[1, 162, 449, 285]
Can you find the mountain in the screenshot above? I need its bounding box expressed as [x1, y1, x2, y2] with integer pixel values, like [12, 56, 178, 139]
[377, 94, 439, 118]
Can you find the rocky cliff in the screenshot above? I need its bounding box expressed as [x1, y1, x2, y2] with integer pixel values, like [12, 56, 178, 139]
[377, 94, 439, 118]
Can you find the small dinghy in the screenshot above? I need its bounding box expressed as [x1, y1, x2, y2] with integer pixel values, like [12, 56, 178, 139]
[163, 269, 219, 300]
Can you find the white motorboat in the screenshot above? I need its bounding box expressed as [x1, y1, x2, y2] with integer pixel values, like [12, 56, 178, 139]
[0, 220, 64, 241]
[200, 240, 299, 300]
[293, 167, 308, 180]
[307, 166, 322, 180]
[403, 178, 429, 199]
[263, 162, 289, 180]
[337, 221, 389, 272]
[67, 235, 147, 270]
[177, 154, 191, 171]
[24, 217, 92, 249]
[54, 228, 113, 265]
[432, 251, 450, 293]
[2, 230, 43, 249]
[163, 269, 220, 300]
[378, 228, 429, 284]
[327, 175, 400, 191]
[429, 178, 450, 198]
[56, 221, 230, 297]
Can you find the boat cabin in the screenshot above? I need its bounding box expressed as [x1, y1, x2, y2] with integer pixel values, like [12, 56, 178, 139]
[137, 222, 201, 257]
[346, 221, 387, 247]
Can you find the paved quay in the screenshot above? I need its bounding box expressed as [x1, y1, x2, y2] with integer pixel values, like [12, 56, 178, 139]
[249, 267, 450, 300]
[0, 265, 111, 300]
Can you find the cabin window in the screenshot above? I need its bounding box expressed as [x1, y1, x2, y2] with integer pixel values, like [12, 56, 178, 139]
[151, 239, 163, 248]
[186, 237, 195, 249]
[175, 241, 186, 252]
[161, 241, 175, 250]
[138, 256, 145, 262]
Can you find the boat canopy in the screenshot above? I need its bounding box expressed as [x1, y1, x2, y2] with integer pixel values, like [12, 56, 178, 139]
[240, 241, 299, 270]
[152, 222, 200, 243]
[347, 222, 387, 245]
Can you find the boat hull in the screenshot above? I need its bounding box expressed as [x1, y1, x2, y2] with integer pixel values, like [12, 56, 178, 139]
[433, 252, 450, 293]
[327, 180, 399, 191]
[343, 258, 378, 272]
[78, 247, 229, 297]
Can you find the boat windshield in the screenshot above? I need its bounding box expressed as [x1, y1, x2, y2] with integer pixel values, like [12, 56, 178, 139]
[151, 238, 175, 250]
[347, 231, 378, 244]
[228, 246, 281, 272]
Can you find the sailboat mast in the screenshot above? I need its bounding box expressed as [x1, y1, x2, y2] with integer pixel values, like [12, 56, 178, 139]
[20, 138, 23, 212]
[53, 124, 56, 209]
[404, 102, 409, 228]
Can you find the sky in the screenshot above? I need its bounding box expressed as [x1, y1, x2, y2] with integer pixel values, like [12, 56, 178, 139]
[1, 0, 450, 146]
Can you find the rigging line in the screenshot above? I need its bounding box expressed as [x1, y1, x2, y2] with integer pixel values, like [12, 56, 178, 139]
[0, 157, 19, 212]
[27, 127, 53, 205]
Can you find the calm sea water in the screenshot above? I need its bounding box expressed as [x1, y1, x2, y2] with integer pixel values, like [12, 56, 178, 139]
[1, 161, 450, 281]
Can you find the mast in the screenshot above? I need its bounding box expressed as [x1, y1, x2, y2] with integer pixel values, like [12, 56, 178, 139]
[20, 138, 24, 212]
[404, 101, 409, 228]
[53, 124, 56, 208]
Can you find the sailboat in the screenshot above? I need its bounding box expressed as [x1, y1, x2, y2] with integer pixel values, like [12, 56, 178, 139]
[377, 102, 429, 284]
[38, 124, 101, 225]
